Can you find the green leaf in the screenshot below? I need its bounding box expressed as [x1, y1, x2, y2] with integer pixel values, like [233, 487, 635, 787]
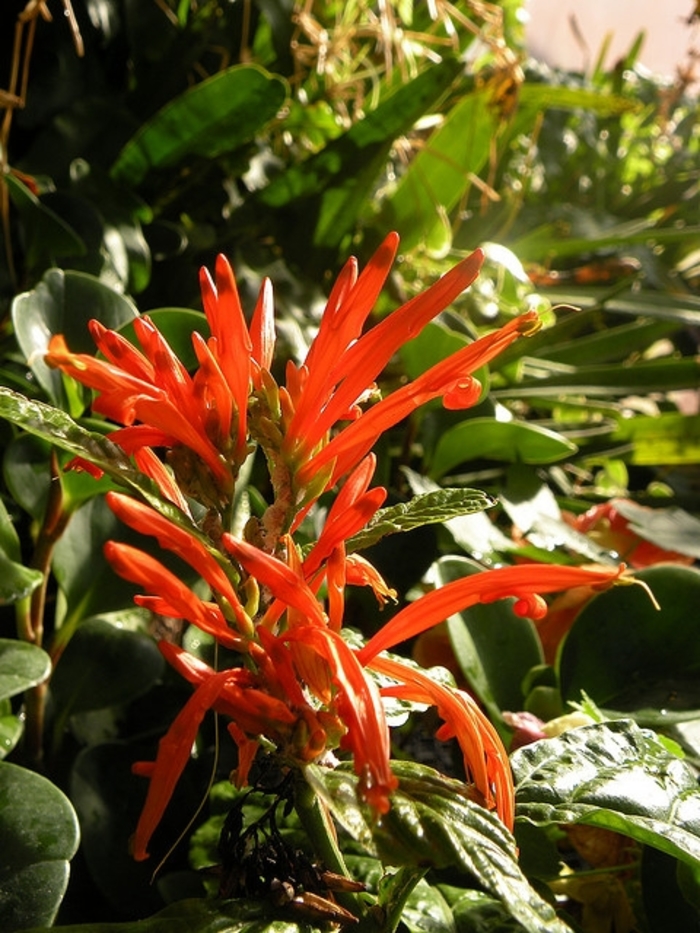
[0, 698, 23, 760]
[50, 617, 164, 717]
[428, 557, 542, 725]
[110, 65, 288, 186]
[430, 418, 577, 478]
[513, 719, 700, 871]
[11, 269, 137, 412]
[559, 565, 700, 718]
[306, 760, 573, 933]
[0, 760, 80, 932]
[0, 552, 44, 605]
[118, 308, 210, 371]
[345, 488, 495, 553]
[4, 173, 86, 270]
[0, 640, 51, 702]
[610, 413, 700, 467]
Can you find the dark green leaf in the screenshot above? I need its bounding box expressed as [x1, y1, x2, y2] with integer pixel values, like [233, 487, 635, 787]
[0, 760, 79, 932]
[0, 552, 44, 605]
[0, 698, 23, 760]
[110, 65, 288, 186]
[430, 418, 577, 478]
[345, 488, 495, 553]
[559, 566, 700, 715]
[0, 639, 51, 702]
[50, 617, 164, 716]
[306, 761, 573, 933]
[4, 173, 86, 270]
[513, 719, 700, 870]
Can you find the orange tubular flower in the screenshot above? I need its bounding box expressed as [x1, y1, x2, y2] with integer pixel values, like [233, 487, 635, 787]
[358, 563, 626, 665]
[370, 653, 514, 829]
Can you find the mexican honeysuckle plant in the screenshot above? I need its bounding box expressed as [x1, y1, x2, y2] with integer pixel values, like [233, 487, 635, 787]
[2, 233, 632, 932]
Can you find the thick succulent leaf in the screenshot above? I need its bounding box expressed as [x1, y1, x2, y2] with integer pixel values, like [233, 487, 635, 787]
[0, 639, 51, 703]
[305, 760, 573, 933]
[110, 65, 287, 185]
[513, 719, 700, 870]
[0, 760, 80, 932]
[345, 488, 495, 553]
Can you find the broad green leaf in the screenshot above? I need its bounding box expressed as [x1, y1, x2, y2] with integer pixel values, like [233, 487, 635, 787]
[428, 557, 542, 725]
[513, 719, 700, 871]
[559, 565, 700, 717]
[306, 761, 573, 933]
[50, 617, 164, 717]
[11, 269, 137, 412]
[0, 639, 51, 702]
[430, 418, 577, 478]
[345, 488, 495, 553]
[110, 65, 288, 186]
[0, 760, 80, 932]
[610, 413, 700, 467]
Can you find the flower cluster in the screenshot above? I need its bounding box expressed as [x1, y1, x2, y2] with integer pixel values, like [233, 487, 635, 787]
[47, 234, 624, 861]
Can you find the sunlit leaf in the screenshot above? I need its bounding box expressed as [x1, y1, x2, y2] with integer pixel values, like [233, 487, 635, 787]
[513, 719, 700, 870]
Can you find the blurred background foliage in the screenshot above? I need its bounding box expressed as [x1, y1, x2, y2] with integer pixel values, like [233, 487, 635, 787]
[2, 1, 700, 930]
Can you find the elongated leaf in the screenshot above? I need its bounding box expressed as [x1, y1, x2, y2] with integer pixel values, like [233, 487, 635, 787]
[306, 761, 573, 933]
[0, 760, 80, 932]
[345, 488, 495, 553]
[430, 418, 577, 478]
[110, 65, 288, 185]
[497, 357, 700, 398]
[611, 413, 700, 467]
[0, 640, 51, 702]
[513, 719, 700, 870]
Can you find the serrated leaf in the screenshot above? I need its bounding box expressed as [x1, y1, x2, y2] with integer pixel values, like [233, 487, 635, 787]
[346, 488, 495, 553]
[513, 719, 700, 870]
[306, 761, 573, 933]
[0, 639, 52, 703]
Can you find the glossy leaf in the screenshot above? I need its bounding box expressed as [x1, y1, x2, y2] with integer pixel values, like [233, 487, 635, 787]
[345, 488, 495, 553]
[0, 552, 44, 605]
[430, 418, 577, 478]
[513, 719, 700, 870]
[4, 173, 86, 270]
[306, 760, 573, 933]
[0, 760, 80, 932]
[0, 639, 51, 702]
[559, 565, 700, 715]
[0, 699, 23, 760]
[12, 270, 137, 412]
[110, 65, 288, 185]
